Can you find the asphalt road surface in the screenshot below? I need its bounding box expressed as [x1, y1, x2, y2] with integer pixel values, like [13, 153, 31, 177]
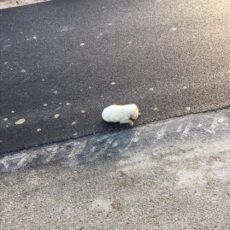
[1, 0, 230, 154]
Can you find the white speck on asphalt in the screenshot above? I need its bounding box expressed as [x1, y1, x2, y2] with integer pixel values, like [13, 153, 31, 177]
[66, 102, 71, 106]
[80, 43, 85, 47]
[127, 41, 132, 45]
[149, 88, 154, 91]
[4, 62, 7, 65]
[43, 103, 48, 107]
[59, 102, 62, 105]
[71, 121, 77, 126]
[37, 128, 41, 132]
[11, 110, 15, 114]
[111, 82, 116, 85]
[97, 32, 103, 39]
[15, 118, 26, 125]
[53, 90, 58, 95]
[21, 69, 26, 73]
[3, 118, 8, 122]
[108, 23, 112, 26]
[73, 132, 78, 136]
[54, 114, 60, 119]
[42, 78, 45, 82]
[26, 38, 30, 41]
[88, 86, 92, 89]
[186, 107, 191, 111]
[183, 86, 187, 89]
[81, 110, 86, 114]
[33, 36, 37, 40]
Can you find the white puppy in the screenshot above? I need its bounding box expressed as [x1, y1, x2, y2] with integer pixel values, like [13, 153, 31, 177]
[102, 104, 140, 125]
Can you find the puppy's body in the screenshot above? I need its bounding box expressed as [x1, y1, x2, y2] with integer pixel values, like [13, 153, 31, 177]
[102, 104, 140, 125]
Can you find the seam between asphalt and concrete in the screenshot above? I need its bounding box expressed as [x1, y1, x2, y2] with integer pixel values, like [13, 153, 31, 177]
[1, 104, 229, 155]
[1, 107, 229, 173]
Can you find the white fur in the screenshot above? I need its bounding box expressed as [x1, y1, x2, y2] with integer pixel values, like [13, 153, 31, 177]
[102, 104, 140, 125]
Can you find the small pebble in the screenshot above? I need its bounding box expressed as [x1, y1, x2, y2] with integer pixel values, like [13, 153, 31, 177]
[73, 132, 78, 136]
[3, 118, 8, 121]
[81, 110, 86, 114]
[11, 110, 15, 114]
[54, 114, 60, 119]
[80, 43, 85, 47]
[149, 88, 154, 91]
[4, 62, 8, 65]
[53, 90, 58, 95]
[186, 107, 191, 111]
[15, 118, 26, 125]
[111, 82, 116, 85]
[170, 27, 177, 32]
[43, 103, 48, 107]
[37, 128, 41, 132]
[21, 69, 26, 73]
[71, 121, 77, 126]
[183, 86, 187, 89]
[66, 102, 71, 106]
[33, 36, 37, 40]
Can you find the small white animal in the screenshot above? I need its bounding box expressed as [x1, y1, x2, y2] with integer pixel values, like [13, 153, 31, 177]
[102, 104, 140, 125]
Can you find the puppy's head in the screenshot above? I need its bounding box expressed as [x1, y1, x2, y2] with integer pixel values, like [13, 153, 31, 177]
[125, 104, 139, 120]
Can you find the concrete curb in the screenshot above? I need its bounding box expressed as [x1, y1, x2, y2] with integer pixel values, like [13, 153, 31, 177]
[0, 0, 51, 10]
[1, 108, 229, 173]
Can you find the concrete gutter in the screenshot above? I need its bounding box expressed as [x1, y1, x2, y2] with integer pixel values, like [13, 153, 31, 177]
[0, 0, 51, 9]
[0, 108, 230, 229]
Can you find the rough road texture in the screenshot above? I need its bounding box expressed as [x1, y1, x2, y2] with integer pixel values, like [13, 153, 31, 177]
[1, 109, 229, 229]
[1, 0, 230, 154]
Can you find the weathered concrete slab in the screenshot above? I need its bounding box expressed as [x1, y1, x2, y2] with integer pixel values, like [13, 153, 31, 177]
[0, 109, 229, 229]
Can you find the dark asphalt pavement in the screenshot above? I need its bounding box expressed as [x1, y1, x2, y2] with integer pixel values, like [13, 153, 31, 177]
[1, 0, 230, 154]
